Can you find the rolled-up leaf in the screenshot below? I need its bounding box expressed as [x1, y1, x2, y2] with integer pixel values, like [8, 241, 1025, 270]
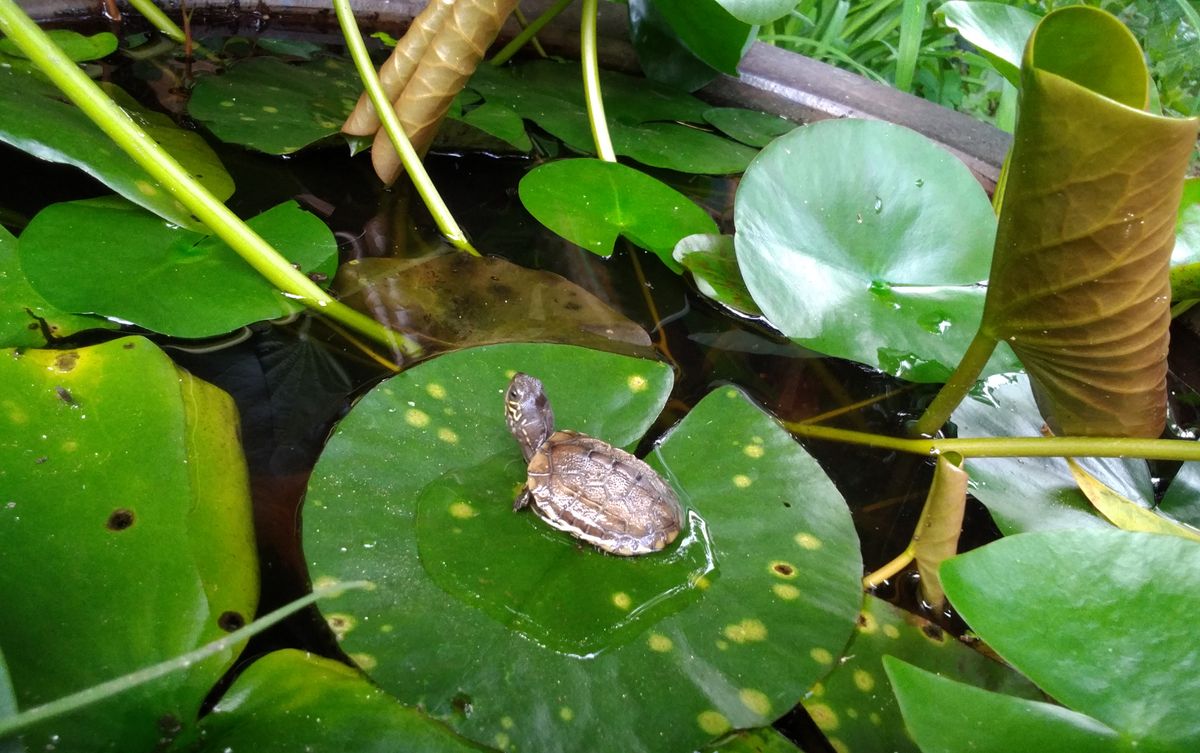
[981, 7, 1199, 437]
[341, 0, 455, 137]
[370, 0, 518, 183]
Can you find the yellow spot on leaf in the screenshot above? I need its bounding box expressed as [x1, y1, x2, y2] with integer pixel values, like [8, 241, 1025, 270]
[794, 532, 822, 550]
[693, 575, 711, 591]
[449, 502, 477, 520]
[772, 583, 800, 600]
[853, 669, 875, 692]
[493, 732, 509, 749]
[380, 624, 394, 633]
[312, 575, 340, 591]
[738, 688, 771, 716]
[715, 640, 728, 651]
[743, 443, 764, 458]
[869, 712, 882, 725]
[219, 100, 235, 107]
[697, 710, 731, 735]
[500, 716, 514, 729]
[438, 427, 459, 444]
[612, 592, 632, 610]
[134, 180, 158, 197]
[647, 633, 673, 652]
[830, 737, 850, 753]
[883, 624, 901, 639]
[325, 613, 355, 640]
[810, 647, 834, 665]
[559, 707, 574, 722]
[627, 374, 648, 392]
[61, 440, 78, 453]
[724, 618, 767, 643]
[426, 383, 447, 400]
[262, 105, 279, 113]
[725, 388, 739, 399]
[858, 611, 878, 634]
[733, 474, 752, 488]
[350, 653, 377, 671]
[405, 408, 430, 427]
[808, 682, 825, 697]
[807, 703, 839, 731]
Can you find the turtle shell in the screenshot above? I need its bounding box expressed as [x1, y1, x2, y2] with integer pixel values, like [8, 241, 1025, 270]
[526, 430, 683, 556]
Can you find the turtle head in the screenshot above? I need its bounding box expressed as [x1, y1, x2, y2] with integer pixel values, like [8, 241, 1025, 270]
[505, 372, 555, 461]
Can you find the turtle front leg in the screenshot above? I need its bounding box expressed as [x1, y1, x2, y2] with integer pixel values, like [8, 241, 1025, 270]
[513, 485, 532, 511]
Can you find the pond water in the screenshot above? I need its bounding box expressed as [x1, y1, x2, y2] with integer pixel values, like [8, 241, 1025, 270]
[0, 11, 1007, 748]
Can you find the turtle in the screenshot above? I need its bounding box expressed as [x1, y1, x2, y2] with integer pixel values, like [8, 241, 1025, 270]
[504, 372, 683, 556]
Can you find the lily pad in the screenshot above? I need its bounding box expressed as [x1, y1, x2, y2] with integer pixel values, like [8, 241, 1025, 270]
[0, 66, 232, 230]
[1170, 178, 1200, 299]
[188, 56, 361, 154]
[941, 528, 1200, 749]
[519, 158, 718, 272]
[18, 197, 337, 338]
[0, 226, 111, 348]
[707, 727, 802, 753]
[735, 118, 1017, 382]
[805, 595, 1040, 753]
[1160, 462, 1200, 528]
[950, 373, 1154, 534]
[645, 0, 754, 75]
[0, 337, 258, 751]
[303, 343, 862, 753]
[332, 253, 653, 356]
[188, 650, 486, 752]
[628, 0, 721, 92]
[673, 234, 763, 317]
[703, 108, 797, 148]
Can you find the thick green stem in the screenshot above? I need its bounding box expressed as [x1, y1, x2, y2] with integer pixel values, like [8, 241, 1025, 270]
[0, 0, 419, 356]
[580, 0, 616, 162]
[124, 0, 186, 43]
[491, 0, 574, 66]
[787, 423, 1200, 461]
[333, 0, 479, 256]
[0, 580, 369, 739]
[912, 331, 998, 437]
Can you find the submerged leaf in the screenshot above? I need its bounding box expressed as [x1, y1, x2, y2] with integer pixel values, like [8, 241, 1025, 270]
[188, 56, 362, 154]
[1066, 458, 1200, 542]
[912, 454, 968, 608]
[0, 337, 258, 749]
[333, 253, 653, 355]
[519, 158, 718, 272]
[0, 29, 116, 62]
[19, 198, 337, 338]
[0, 67, 232, 230]
[979, 6, 1200, 437]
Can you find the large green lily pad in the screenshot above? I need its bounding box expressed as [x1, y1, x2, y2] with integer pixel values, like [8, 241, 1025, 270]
[0, 337, 258, 751]
[940, 528, 1200, 749]
[303, 343, 861, 752]
[734, 118, 1018, 382]
[188, 650, 486, 751]
[18, 198, 337, 338]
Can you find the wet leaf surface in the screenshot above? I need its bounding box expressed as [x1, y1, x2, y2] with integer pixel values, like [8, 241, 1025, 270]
[19, 198, 337, 338]
[333, 253, 653, 356]
[1066, 459, 1200, 542]
[951, 373, 1153, 534]
[187, 650, 487, 752]
[303, 343, 861, 753]
[0, 226, 112, 348]
[941, 528, 1200, 748]
[519, 159, 718, 272]
[735, 118, 1017, 382]
[0, 337, 258, 751]
[0, 67, 232, 230]
[804, 595, 1040, 753]
[673, 234, 763, 318]
[188, 56, 361, 154]
[979, 6, 1200, 436]
[1159, 461, 1200, 528]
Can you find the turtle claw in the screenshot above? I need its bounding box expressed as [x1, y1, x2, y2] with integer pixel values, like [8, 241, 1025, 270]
[513, 487, 531, 511]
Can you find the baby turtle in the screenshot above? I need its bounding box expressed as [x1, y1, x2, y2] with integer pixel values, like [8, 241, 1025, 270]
[504, 372, 683, 556]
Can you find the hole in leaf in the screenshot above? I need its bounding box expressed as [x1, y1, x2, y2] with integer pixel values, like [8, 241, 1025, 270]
[218, 611, 246, 632]
[106, 508, 135, 531]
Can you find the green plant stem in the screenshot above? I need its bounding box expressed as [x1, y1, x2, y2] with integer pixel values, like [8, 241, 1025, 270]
[580, 0, 616, 162]
[0, 580, 369, 739]
[912, 331, 997, 436]
[786, 423, 1200, 462]
[863, 541, 916, 588]
[332, 0, 479, 257]
[491, 0, 574, 66]
[0, 0, 419, 357]
[124, 0, 185, 43]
